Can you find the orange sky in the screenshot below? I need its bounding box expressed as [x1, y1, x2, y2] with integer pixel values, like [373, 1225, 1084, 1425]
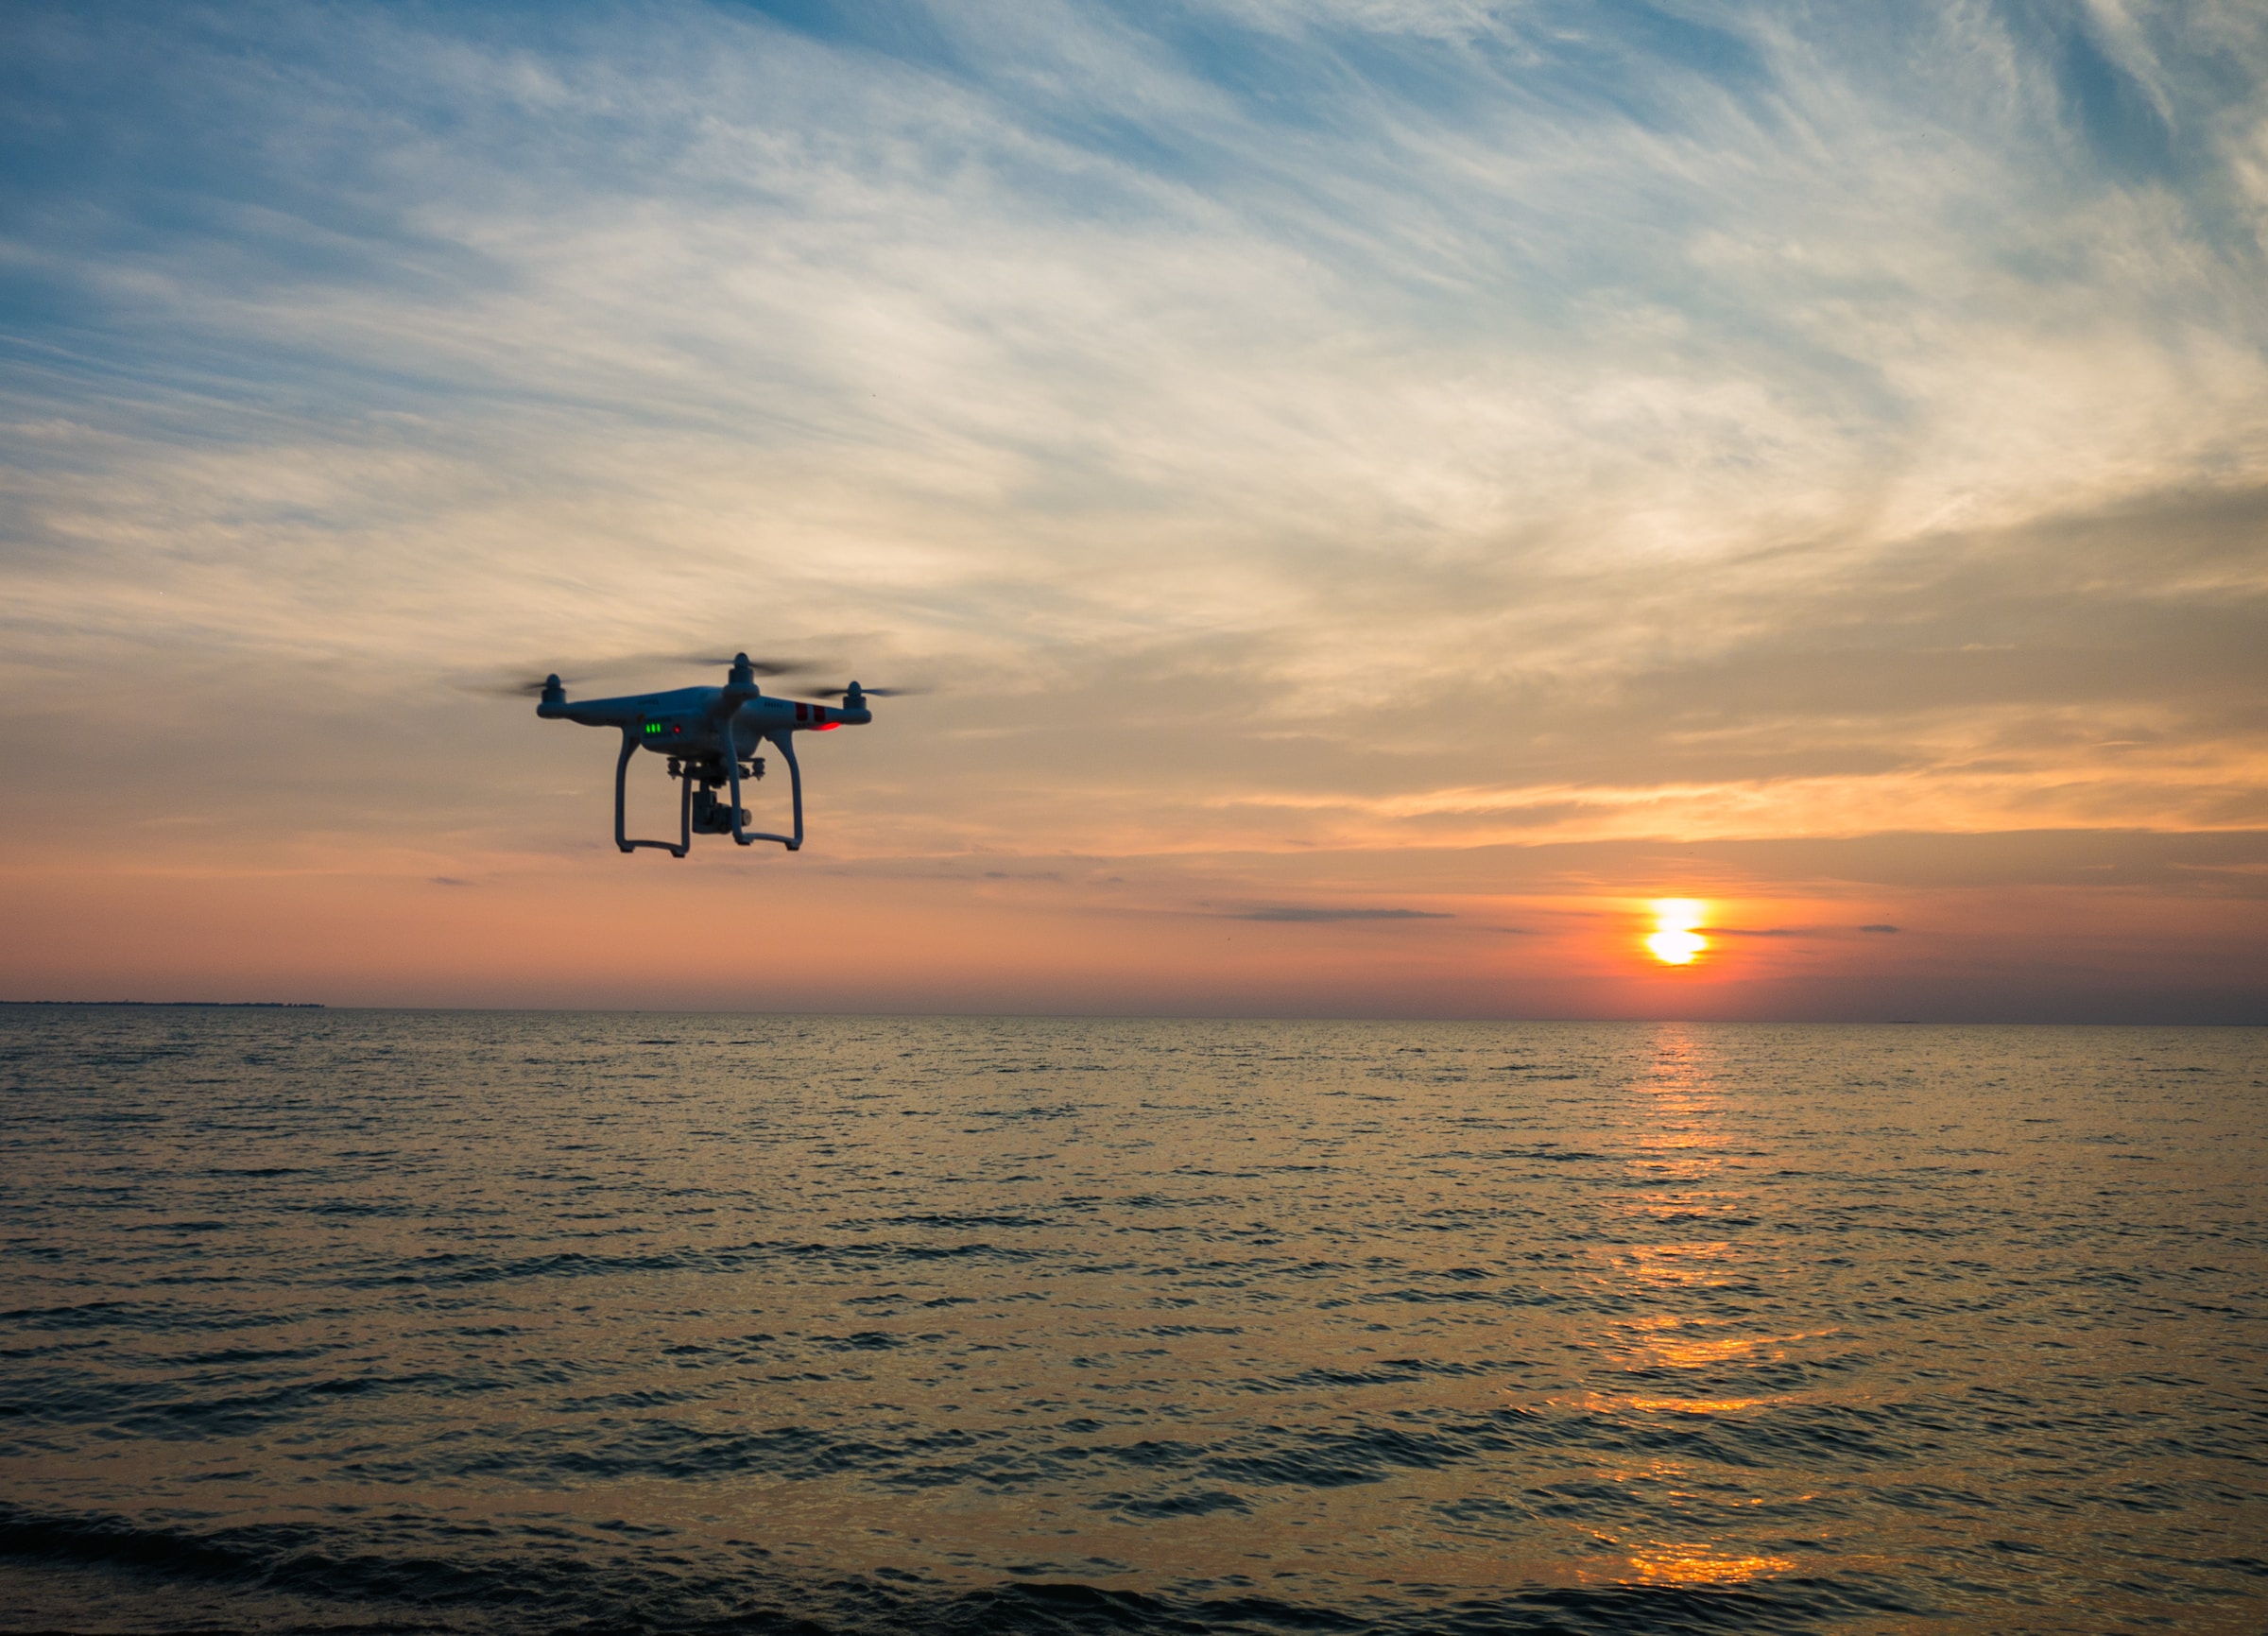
[5, 808, 2260, 1019]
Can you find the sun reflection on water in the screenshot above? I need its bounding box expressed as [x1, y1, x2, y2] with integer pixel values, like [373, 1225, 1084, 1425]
[1629, 1548, 1797, 1585]
[1572, 1032, 1813, 1595]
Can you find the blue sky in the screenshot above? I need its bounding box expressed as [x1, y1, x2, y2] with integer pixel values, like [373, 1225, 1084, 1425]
[2, 0, 2263, 1016]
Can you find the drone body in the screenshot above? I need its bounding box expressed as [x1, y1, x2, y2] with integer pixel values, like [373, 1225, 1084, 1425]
[537, 654, 874, 855]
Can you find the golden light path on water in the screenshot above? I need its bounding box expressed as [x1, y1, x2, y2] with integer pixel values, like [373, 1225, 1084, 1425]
[1644, 899, 1710, 966]
[1584, 1026, 1801, 1591]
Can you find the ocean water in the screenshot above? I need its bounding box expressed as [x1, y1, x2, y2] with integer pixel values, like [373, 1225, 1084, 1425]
[0, 1008, 2261, 1635]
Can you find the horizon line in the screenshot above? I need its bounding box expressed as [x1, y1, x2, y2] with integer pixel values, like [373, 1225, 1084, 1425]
[4, 1001, 2259, 1027]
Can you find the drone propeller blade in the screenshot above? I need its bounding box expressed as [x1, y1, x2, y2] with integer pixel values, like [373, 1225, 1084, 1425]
[465, 675, 579, 697]
[798, 683, 929, 699]
[675, 652, 824, 677]
[464, 649, 827, 698]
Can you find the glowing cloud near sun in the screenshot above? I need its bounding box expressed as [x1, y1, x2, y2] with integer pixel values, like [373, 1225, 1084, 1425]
[1646, 900, 1709, 966]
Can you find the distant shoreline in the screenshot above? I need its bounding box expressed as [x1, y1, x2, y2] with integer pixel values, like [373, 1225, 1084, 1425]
[6, 1000, 326, 1008]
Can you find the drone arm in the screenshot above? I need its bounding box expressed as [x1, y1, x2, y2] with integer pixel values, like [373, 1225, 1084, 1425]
[613, 728, 690, 858]
[552, 701, 639, 728]
[732, 728, 803, 851]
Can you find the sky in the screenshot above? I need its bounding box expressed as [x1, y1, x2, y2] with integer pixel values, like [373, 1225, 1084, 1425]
[2, 0, 2263, 1020]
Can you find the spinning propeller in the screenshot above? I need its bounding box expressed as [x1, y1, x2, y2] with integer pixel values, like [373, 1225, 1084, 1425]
[675, 653, 823, 678]
[477, 673, 576, 697]
[471, 650, 820, 697]
[799, 682, 926, 700]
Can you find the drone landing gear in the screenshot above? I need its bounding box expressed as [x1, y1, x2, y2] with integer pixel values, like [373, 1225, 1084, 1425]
[614, 732, 690, 857]
[729, 730, 802, 852]
[610, 729, 804, 855]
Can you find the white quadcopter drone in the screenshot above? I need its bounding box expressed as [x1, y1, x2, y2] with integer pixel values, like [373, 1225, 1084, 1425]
[529, 652, 903, 856]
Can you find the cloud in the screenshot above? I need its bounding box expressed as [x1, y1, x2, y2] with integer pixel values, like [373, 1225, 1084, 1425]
[1858, 923, 1899, 933]
[0, 0, 2261, 1013]
[1232, 906, 1453, 921]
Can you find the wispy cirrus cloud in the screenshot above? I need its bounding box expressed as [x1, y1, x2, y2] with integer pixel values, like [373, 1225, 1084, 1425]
[0, 0, 2261, 1012]
[1231, 905, 1453, 921]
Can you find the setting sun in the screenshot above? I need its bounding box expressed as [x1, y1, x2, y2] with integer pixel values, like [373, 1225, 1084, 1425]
[1646, 899, 1710, 965]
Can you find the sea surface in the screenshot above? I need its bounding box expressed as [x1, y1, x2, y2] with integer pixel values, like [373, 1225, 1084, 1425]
[0, 1008, 2262, 1634]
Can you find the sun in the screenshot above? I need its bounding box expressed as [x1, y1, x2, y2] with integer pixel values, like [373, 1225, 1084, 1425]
[1646, 899, 1709, 965]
